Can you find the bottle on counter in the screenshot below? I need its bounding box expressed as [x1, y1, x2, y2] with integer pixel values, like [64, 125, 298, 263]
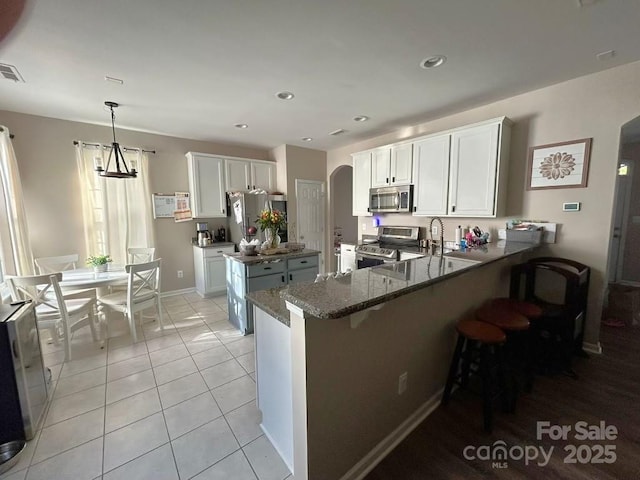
[455, 225, 462, 246]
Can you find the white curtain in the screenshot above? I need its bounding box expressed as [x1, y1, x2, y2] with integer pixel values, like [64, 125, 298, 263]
[75, 143, 154, 266]
[0, 126, 35, 276]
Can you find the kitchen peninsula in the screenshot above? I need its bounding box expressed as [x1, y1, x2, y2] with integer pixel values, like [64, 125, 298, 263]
[247, 241, 537, 480]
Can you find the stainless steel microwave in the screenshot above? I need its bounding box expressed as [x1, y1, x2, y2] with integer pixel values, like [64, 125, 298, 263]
[369, 185, 413, 213]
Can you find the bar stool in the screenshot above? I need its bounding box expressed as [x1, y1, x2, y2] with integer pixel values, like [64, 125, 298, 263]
[442, 316, 507, 432]
[476, 304, 530, 411]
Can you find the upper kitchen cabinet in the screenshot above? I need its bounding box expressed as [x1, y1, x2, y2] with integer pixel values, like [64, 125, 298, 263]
[352, 151, 372, 216]
[448, 119, 510, 217]
[251, 161, 276, 191]
[412, 134, 451, 216]
[186, 152, 227, 218]
[225, 159, 276, 192]
[370, 144, 413, 188]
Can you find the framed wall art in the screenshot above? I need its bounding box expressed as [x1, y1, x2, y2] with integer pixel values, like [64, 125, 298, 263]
[526, 138, 592, 190]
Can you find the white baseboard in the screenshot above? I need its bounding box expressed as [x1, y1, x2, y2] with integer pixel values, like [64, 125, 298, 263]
[160, 287, 196, 298]
[339, 388, 444, 480]
[582, 341, 602, 355]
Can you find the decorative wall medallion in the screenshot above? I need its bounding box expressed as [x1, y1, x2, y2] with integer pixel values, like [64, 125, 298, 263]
[527, 138, 592, 190]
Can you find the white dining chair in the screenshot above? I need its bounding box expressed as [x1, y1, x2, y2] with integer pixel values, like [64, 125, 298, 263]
[7, 273, 99, 361]
[98, 259, 163, 343]
[34, 254, 79, 274]
[128, 247, 156, 264]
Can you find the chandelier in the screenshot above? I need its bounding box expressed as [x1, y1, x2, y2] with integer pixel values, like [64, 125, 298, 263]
[94, 101, 137, 178]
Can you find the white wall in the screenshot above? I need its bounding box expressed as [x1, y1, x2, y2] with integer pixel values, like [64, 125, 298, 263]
[326, 60, 640, 347]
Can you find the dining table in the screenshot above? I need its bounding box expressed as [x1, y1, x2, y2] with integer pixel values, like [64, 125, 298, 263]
[59, 267, 128, 293]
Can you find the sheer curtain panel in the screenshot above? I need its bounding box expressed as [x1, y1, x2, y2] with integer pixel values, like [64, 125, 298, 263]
[0, 126, 35, 276]
[75, 143, 154, 266]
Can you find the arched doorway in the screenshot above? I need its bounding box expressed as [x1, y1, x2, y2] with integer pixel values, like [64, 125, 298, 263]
[329, 165, 358, 272]
[608, 116, 640, 285]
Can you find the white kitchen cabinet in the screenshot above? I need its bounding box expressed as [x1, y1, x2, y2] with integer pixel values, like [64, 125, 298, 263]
[371, 148, 392, 188]
[186, 153, 227, 218]
[412, 134, 451, 216]
[194, 245, 236, 297]
[226, 159, 276, 192]
[448, 122, 503, 217]
[390, 143, 413, 185]
[370, 145, 412, 187]
[352, 151, 372, 216]
[340, 243, 357, 273]
[251, 161, 276, 191]
[226, 159, 252, 192]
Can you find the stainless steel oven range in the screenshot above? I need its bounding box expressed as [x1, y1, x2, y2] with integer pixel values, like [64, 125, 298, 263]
[355, 226, 422, 269]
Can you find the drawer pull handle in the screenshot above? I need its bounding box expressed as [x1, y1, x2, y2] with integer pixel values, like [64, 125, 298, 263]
[300, 260, 307, 264]
[217, 250, 223, 253]
[264, 267, 272, 270]
[282, 275, 285, 282]
[289, 274, 293, 281]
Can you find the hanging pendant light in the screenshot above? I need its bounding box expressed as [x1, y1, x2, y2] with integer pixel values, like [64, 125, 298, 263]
[94, 101, 137, 178]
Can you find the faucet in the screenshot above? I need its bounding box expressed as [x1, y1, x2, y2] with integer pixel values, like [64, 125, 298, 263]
[428, 217, 444, 256]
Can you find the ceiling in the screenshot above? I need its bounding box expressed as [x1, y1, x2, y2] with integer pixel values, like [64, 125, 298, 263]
[1, 0, 639, 151]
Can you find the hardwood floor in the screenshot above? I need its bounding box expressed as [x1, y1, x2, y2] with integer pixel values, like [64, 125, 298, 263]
[365, 325, 640, 480]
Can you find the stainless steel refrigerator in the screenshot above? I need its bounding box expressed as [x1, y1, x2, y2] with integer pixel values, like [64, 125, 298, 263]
[227, 193, 288, 247]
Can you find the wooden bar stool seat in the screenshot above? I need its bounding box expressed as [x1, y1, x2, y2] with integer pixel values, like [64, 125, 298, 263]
[442, 316, 508, 433]
[476, 305, 530, 331]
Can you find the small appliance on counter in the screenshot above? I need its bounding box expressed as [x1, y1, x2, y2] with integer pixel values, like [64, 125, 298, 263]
[196, 222, 212, 246]
[215, 226, 226, 242]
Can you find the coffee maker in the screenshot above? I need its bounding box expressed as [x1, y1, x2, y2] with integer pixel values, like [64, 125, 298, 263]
[196, 222, 212, 246]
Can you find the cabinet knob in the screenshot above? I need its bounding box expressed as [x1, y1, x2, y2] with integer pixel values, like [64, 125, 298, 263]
[451, 205, 456, 213]
[392, 176, 395, 183]
[386, 177, 389, 184]
[289, 274, 293, 281]
[247, 185, 250, 190]
[222, 209, 225, 214]
[282, 275, 285, 282]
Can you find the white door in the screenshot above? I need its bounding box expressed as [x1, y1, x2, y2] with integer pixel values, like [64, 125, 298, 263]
[296, 180, 325, 271]
[413, 135, 451, 216]
[205, 257, 226, 294]
[449, 123, 500, 216]
[390, 143, 413, 185]
[251, 161, 276, 191]
[608, 160, 633, 282]
[352, 152, 372, 216]
[226, 159, 251, 191]
[371, 148, 391, 187]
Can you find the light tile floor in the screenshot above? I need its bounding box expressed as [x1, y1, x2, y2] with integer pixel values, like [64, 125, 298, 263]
[0, 293, 292, 480]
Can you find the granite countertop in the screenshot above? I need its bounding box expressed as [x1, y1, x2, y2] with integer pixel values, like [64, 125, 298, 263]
[193, 242, 235, 249]
[224, 249, 321, 265]
[246, 288, 291, 326]
[279, 241, 538, 320]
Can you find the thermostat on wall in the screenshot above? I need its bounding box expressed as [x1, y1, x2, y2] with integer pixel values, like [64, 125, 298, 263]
[563, 202, 581, 212]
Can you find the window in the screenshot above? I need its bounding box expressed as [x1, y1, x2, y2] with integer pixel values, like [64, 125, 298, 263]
[75, 143, 154, 266]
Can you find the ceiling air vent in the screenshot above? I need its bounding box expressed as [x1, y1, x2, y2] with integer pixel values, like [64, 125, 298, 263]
[329, 128, 347, 136]
[0, 64, 24, 82]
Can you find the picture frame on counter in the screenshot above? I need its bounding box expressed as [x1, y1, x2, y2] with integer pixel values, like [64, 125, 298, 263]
[526, 138, 592, 190]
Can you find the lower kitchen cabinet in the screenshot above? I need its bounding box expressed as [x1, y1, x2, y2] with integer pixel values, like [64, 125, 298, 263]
[226, 252, 320, 334]
[194, 245, 236, 297]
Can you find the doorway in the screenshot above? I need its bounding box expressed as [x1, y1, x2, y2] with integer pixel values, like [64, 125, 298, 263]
[295, 179, 325, 271]
[608, 117, 640, 285]
[329, 165, 358, 271]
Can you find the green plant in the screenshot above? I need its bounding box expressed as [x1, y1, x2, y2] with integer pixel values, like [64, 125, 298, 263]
[86, 254, 112, 266]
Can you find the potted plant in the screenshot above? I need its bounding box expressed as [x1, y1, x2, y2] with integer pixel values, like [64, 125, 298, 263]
[86, 254, 112, 273]
[256, 208, 287, 249]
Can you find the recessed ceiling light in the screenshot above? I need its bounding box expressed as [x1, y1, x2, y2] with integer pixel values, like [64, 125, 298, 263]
[353, 115, 369, 122]
[302, 137, 313, 142]
[234, 123, 248, 129]
[276, 91, 295, 100]
[420, 55, 447, 69]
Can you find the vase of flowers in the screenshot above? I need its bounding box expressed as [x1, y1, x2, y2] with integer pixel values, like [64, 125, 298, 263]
[86, 254, 112, 273]
[256, 208, 286, 249]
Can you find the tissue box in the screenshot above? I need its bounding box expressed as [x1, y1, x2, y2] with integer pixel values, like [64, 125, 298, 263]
[506, 229, 543, 244]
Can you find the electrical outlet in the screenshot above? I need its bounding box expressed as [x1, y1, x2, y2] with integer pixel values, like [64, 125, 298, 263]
[177, 270, 184, 278]
[398, 372, 408, 395]
[431, 226, 439, 236]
